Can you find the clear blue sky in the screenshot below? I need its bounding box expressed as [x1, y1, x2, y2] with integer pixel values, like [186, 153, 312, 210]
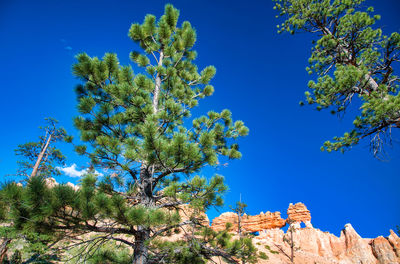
[0, 0, 399, 238]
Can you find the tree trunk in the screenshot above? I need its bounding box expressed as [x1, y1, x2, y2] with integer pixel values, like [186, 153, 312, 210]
[133, 49, 164, 264]
[238, 213, 241, 237]
[133, 229, 150, 264]
[152, 51, 164, 114]
[0, 238, 11, 263]
[30, 134, 52, 178]
[133, 165, 154, 264]
[289, 227, 295, 264]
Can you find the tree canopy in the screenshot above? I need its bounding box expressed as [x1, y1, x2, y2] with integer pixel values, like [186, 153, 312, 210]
[274, 0, 400, 157]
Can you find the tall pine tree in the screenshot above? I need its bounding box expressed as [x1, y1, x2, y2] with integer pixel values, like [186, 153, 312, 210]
[274, 0, 400, 157]
[0, 4, 261, 264]
[72, 3, 248, 262]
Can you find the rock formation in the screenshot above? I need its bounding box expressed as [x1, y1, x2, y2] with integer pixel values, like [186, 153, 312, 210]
[242, 211, 286, 232]
[211, 212, 238, 232]
[211, 202, 311, 233]
[210, 203, 400, 264]
[211, 211, 286, 233]
[44, 177, 79, 191]
[388, 230, 400, 258]
[371, 236, 398, 264]
[287, 202, 312, 228]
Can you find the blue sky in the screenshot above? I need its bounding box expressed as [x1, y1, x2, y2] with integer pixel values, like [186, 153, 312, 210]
[0, 0, 399, 238]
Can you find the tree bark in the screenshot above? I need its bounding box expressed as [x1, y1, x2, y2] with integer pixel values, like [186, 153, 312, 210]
[132, 165, 154, 264]
[30, 133, 52, 178]
[133, 229, 150, 264]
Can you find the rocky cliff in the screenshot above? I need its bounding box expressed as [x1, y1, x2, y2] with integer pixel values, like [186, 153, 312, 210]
[210, 203, 400, 264]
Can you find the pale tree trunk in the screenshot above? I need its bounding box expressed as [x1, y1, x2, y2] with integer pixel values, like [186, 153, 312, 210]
[152, 51, 164, 114]
[30, 133, 52, 178]
[364, 74, 379, 92]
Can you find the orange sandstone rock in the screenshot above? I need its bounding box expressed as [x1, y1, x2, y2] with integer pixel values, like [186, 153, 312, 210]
[211, 211, 285, 233]
[371, 236, 398, 264]
[287, 202, 312, 227]
[177, 204, 209, 227]
[211, 212, 238, 232]
[242, 211, 286, 232]
[388, 229, 400, 257]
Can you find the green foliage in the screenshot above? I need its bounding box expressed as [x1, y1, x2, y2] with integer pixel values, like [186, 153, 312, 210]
[65, 241, 132, 264]
[72, 3, 248, 173]
[230, 200, 247, 217]
[14, 118, 68, 178]
[259, 251, 268, 260]
[10, 250, 21, 264]
[274, 0, 400, 157]
[149, 240, 207, 264]
[87, 249, 131, 264]
[1, 4, 251, 263]
[265, 244, 279, 254]
[0, 226, 57, 263]
[151, 224, 261, 264]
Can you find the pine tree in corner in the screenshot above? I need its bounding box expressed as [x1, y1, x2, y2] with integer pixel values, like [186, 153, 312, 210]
[274, 0, 400, 158]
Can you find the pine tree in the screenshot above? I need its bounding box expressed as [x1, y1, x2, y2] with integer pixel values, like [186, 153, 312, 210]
[230, 196, 247, 237]
[1, 4, 254, 264]
[274, 0, 400, 157]
[14, 118, 68, 179]
[274, 220, 299, 264]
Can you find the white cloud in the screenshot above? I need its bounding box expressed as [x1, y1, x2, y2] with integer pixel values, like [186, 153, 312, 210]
[57, 164, 103, 178]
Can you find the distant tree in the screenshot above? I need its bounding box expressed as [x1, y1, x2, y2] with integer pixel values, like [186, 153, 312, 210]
[230, 195, 247, 237]
[274, 220, 299, 264]
[0, 4, 255, 264]
[274, 0, 400, 158]
[14, 118, 68, 179]
[0, 119, 68, 263]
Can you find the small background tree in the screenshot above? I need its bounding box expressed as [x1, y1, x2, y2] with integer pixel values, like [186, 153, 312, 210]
[274, 220, 299, 264]
[230, 195, 247, 237]
[0, 118, 69, 263]
[14, 118, 68, 179]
